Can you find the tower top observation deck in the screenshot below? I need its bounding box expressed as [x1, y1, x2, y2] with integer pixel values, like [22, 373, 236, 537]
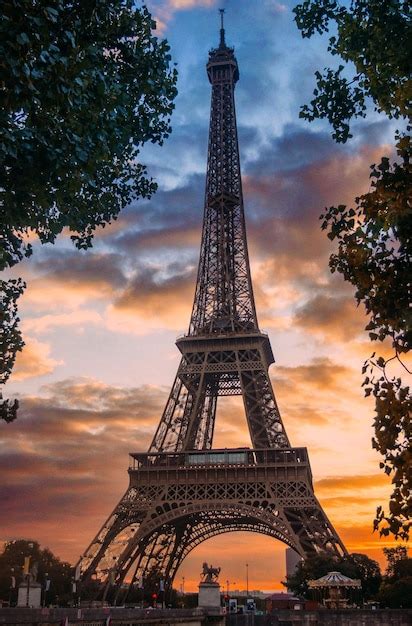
[207, 9, 239, 84]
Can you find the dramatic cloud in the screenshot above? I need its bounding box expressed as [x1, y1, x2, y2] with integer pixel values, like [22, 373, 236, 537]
[294, 293, 367, 341]
[11, 338, 62, 381]
[23, 310, 103, 335]
[315, 474, 390, 492]
[112, 262, 196, 330]
[0, 379, 167, 559]
[33, 251, 128, 295]
[314, 472, 392, 531]
[149, 0, 217, 34]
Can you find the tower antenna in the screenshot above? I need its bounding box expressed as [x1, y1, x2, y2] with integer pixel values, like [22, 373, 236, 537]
[219, 8, 226, 47]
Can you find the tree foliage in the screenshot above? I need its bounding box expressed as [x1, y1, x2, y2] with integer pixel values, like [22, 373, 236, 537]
[0, 539, 72, 606]
[0, 278, 25, 422]
[294, 0, 411, 540]
[117, 566, 177, 607]
[294, 0, 410, 142]
[378, 546, 412, 608]
[378, 577, 412, 608]
[383, 546, 409, 578]
[0, 0, 177, 419]
[284, 552, 381, 601]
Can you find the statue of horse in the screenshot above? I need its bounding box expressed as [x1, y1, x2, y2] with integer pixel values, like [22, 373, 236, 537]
[201, 562, 221, 583]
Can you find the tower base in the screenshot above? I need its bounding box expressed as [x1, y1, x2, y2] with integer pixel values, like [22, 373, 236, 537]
[77, 447, 346, 599]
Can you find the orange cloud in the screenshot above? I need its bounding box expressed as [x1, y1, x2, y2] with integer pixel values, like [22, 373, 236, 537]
[23, 310, 103, 334]
[169, 0, 216, 9]
[315, 474, 390, 492]
[112, 266, 195, 330]
[11, 338, 62, 381]
[0, 378, 167, 561]
[337, 523, 403, 568]
[294, 293, 367, 341]
[274, 357, 354, 394]
[150, 0, 217, 34]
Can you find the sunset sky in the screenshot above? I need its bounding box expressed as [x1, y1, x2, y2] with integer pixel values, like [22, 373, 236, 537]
[0, 0, 406, 592]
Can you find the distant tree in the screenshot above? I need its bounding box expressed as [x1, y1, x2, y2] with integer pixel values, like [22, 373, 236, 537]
[284, 553, 338, 598]
[378, 545, 412, 608]
[392, 557, 412, 581]
[378, 577, 412, 608]
[294, 0, 411, 541]
[347, 552, 382, 599]
[0, 539, 72, 606]
[284, 552, 381, 601]
[180, 591, 198, 609]
[0, 279, 24, 422]
[0, 0, 177, 421]
[383, 545, 409, 578]
[113, 566, 178, 607]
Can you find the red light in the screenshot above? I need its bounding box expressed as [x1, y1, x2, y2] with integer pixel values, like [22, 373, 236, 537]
[152, 593, 158, 599]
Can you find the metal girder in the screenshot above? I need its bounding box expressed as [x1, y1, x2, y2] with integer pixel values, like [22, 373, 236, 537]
[189, 40, 257, 337]
[148, 35, 287, 453]
[149, 336, 288, 452]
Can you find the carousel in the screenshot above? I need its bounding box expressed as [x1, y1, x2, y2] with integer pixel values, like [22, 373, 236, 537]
[308, 571, 362, 608]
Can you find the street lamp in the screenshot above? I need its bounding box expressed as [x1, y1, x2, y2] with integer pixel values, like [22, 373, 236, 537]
[246, 563, 249, 597]
[43, 573, 50, 607]
[24, 542, 34, 607]
[226, 580, 236, 595]
[9, 568, 15, 607]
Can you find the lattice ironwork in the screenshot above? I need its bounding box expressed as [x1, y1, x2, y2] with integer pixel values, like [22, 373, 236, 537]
[78, 450, 346, 597]
[77, 15, 346, 599]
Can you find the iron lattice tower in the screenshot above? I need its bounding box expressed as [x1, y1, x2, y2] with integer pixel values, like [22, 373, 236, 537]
[77, 16, 346, 601]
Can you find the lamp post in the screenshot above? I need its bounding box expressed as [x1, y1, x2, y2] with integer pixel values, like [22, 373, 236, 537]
[246, 563, 249, 597]
[24, 542, 34, 607]
[74, 558, 81, 607]
[9, 568, 15, 607]
[225, 581, 236, 612]
[43, 573, 49, 607]
[226, 580, 236, 595]
[71, 576, 78, 607]
[180, 576, 185, 608]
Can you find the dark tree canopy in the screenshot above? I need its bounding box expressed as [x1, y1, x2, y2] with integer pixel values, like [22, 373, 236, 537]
[0, 279, 24, 422]
[294, 0, 412, 540]
[377, 546, 412, 608]
[378, 577, 412, 609]
[383, 546, 409, 578]
[0, 539, 72, 606]
[294, 0, 411, 143]
[0, 0, 177, 419]
[284, 552, 382, 601]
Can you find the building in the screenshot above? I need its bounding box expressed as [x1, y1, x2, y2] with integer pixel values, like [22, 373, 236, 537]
[266, 592, 305, 611]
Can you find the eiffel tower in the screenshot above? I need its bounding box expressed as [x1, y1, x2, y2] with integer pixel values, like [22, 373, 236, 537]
[77, 13, 346, 600]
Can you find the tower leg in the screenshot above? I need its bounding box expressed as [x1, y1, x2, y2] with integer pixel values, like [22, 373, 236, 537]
[240, 368, 289, 448]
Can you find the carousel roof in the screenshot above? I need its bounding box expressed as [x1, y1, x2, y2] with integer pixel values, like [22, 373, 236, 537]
[308, 571, 362, 588]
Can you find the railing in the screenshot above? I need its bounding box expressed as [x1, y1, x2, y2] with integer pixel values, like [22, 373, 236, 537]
[129, 447, 308, 471]
[176, 329, 270, 341]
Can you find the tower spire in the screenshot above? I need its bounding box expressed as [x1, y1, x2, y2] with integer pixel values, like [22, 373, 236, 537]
[219, 8, 226, 48]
